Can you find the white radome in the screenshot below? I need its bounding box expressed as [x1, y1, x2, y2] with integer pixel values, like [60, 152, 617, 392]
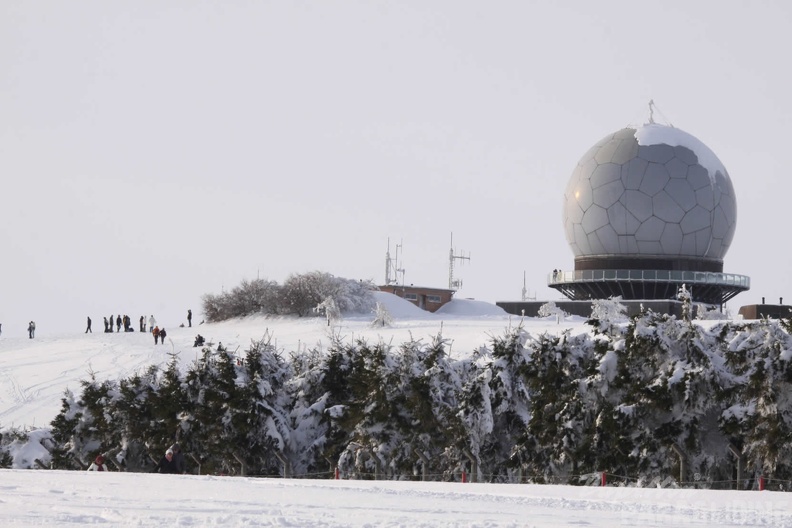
[563, 124, 737, 261]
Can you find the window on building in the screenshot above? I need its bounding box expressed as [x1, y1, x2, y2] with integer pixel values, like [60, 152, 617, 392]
[404, 293, 418, 301]
[427, 295, 442, 303]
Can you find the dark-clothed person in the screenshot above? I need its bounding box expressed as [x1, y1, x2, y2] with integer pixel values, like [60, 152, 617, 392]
[170, 443, 186, 474]
[153, 449, 179, 473]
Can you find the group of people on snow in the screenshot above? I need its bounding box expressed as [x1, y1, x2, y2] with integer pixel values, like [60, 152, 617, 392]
[152, 325, 167, 344]
[2, 310, 194, 340]
[97, 314, 150, 333]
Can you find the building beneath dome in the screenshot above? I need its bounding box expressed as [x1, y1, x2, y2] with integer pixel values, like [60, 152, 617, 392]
[549, 115, 749, 306]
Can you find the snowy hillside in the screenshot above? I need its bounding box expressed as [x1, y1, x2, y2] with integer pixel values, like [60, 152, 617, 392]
[0, 293, 577, 430]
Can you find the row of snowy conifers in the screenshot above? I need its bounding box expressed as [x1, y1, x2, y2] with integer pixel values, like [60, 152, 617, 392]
[32, 310, 792, 485]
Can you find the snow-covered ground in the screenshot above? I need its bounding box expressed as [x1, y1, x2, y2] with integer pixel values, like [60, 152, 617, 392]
[1, 467, 791, 526]
[1, 293, 789, 526]
[0, 293, 575, 430]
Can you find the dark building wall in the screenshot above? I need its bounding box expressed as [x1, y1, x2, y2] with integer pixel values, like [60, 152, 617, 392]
[737, 304, 792, 320]
[379, 285, 455, 313]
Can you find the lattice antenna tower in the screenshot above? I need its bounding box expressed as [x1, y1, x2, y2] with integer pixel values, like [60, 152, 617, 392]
[521, 271, 536, 301]
[385, 238, 405, 286]
[448, 232, 470, 290]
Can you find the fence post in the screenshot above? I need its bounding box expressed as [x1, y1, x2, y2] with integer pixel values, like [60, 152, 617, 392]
[461, 469, 467, 483]
[413, 448, 430, 482]
[232, 453, 248, 476]
[728, 444, 743, 490]
[188, 453, 201, 475]
[670, 443, 686, 485]
[334, 466, 340, 480]
[462, 449, 477, 483]
[759, 476, 765, 491]
[601, 472, 607, 487]
[273, 451, 292, 478]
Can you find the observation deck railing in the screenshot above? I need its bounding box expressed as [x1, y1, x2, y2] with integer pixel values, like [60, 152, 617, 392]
[548, 269, 750, 289]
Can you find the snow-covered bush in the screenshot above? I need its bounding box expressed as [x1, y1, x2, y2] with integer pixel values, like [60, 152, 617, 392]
[202, 278, 281, 321]
[203, 273, 376, 321]
[696, 304, 727, 320]
[537, 301, 566, 319]
[588, 297, 628, 336]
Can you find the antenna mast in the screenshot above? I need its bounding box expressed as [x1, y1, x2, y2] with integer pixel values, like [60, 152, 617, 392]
[521, 271, 536, 301]
[385, 238, 405, 286]
[646, 99, 673, 127]
[448, 232, 470, 290]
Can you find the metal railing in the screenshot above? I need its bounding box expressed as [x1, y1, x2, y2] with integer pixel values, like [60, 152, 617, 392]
[548, 269, 750, 289]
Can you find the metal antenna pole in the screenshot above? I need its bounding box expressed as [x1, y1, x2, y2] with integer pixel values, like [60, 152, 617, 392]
[448, 232, 471, 290]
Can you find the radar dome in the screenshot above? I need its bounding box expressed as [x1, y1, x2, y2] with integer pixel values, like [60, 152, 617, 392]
[563, 124, 736, 262]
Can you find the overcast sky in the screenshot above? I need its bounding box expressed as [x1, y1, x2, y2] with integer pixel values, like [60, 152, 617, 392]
[2, 1, 791, 336]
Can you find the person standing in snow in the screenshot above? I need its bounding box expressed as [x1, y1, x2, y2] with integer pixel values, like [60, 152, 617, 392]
[170, 443, 186, 474]
[109, 314, 114, 333]
[153, 448, 179, 473]
[149, 315, 156, 332]
[87, 455, 107, 471]
[116, 315, 122, 332]
[85, 316, 92, 333]
[28, 321, 36, 339]
[152, 326, 160, 344]
[139, 315, 145, 333]
[187, 309, 192, 328]
[159, 327, 167, 343]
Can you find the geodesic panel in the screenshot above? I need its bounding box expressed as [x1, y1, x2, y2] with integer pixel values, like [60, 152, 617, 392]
[621, 190, 653, 222]
[652, 191, 685, 223]
[592, 179, 624, 209]
[562, 124, 738, 260]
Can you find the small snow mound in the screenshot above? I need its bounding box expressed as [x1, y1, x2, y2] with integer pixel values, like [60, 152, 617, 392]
[371, 292, 436, 320]
[435, 299, 508, 317]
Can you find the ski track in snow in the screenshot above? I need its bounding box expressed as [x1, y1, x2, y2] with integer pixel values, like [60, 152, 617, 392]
[0, 471, 791, 527]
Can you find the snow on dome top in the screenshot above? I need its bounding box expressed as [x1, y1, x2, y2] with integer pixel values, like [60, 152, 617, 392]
[563, 123, 737, 261]
[634, 124, 726, 185]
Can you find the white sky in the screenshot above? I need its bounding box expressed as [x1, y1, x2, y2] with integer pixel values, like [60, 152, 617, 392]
[2, 1, 791, 337]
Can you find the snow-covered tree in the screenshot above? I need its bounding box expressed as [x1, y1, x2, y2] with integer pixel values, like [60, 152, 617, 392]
[371, 302, 393, 328]
[537, 301, 566, 319]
